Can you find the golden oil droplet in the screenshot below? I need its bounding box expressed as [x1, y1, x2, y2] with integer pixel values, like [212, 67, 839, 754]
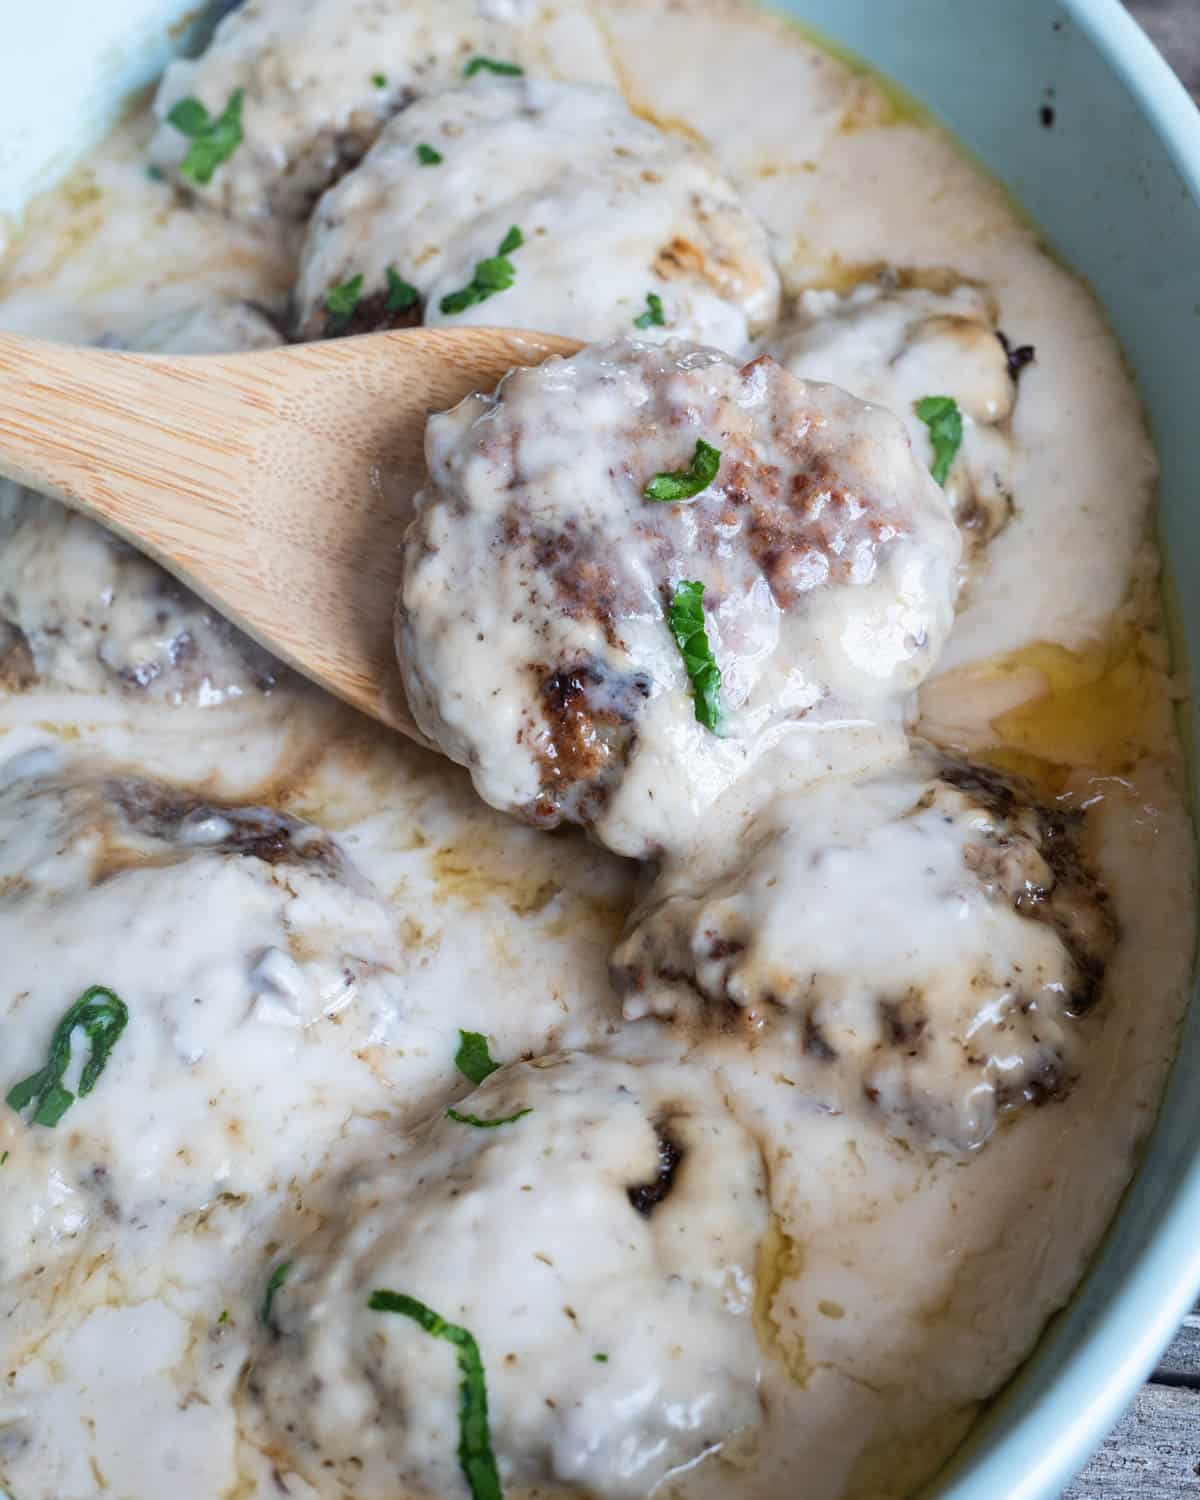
[753, 1214, 812, 1386]
[989, 627, 1164, 774]
[922, 622, 1172, 794]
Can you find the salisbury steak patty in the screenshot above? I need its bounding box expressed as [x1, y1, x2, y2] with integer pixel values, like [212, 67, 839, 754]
[612, 747, 1117, 1153]
[397, 338, 960, 858]
[244, 1051, 766, 1500]
[149, 0, 609, 223]
[292, 77, 780, 348]
[771, 275, 1023, 559]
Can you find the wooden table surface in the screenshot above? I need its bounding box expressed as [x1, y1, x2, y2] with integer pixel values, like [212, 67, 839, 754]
[1057, 5, 1199, 1495]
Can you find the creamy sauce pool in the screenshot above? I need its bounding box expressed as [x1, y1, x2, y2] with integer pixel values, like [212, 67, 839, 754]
[0, 4, 1193, 1500]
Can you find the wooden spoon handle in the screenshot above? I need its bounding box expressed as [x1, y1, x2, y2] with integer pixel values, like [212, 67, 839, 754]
[0, 329, 578, 739]
[0, 333, 261, 559]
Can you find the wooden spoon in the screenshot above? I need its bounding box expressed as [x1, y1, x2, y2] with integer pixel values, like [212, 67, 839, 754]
[0, 326, 579, 738]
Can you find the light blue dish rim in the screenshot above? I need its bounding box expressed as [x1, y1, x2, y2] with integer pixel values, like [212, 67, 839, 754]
[1067, 0, 1200, 206]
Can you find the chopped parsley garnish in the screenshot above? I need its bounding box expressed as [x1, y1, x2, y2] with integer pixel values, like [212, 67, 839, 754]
[166, 88, 244, 186]
[369, 1290, 502, 1500]
[440, 225, 524, 316]
[455, 1030, 501, 1086]
[325, 273, 364, 322]
[593, 1353, 609, 1363]
[633, 291, 666, 330]
[464, 56, 524, 78]
[416, 142, 444, 165]
[447, 1107, 532, 1129]
[385, 266, 420, 313]
[668, 580, 722, 732]
[7, 986, 129, 1128]
[217, 1309, 230, 1325]
[261, 1260, 292, 1328]
[644, 438, 721, 502]
[372, 72, 388, 88]
[0, 1152, 8, 1166]
[915, 395, 963, 487]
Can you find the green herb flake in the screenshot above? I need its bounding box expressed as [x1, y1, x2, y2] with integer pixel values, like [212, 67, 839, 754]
[447, 1107, 532, 1129]
[261, 1260, 293, 1328]
[440, 226, 524, 316]
[217, 1309, 230, 1325]
[416, 142, 444, 165]
[455, 1030, 501, 1086]
[1, 1152, 8, 1166]
[463, 56, 524, 78]
[372, 72, 388, 88]
[633, 291, 665, 330]
[369, 1290, 502, 1500]
[325, 273, 365, 322]
[167, 88, 244, 186]
[385, 266, 420, 313]
[644, 438, 721, 503]
[166, 97, 209, 136]
[7, 986, 129, 1128]
[668, 580, 722, 732]
[915, 395, 963, 487]
[593, 1353, 609, 1363]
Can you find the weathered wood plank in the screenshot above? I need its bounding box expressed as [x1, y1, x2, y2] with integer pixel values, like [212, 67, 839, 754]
[1063, 1384, 1200, 1497]
[1125, 0, 1200, 103]
[1153, 1313, 1200, 1384]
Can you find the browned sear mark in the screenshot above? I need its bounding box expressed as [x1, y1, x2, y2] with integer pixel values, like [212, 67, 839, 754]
[940, 759, 1118, 1016]
[105, 778, 340, 869]
[626, 1124, 684, 1215]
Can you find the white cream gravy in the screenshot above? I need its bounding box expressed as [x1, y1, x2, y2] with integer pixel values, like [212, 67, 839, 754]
[0, 3, 1193, 1499]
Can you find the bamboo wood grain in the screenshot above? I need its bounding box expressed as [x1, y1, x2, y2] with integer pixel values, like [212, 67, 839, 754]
[0, 326, 579, 737]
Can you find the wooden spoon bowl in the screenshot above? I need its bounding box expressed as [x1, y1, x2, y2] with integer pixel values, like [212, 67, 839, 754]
[0, 327, 580, 736]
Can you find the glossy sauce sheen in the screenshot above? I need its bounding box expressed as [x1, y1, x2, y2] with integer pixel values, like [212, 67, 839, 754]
[400, 339, 960, 857]
[0, 3, 1193, 1500]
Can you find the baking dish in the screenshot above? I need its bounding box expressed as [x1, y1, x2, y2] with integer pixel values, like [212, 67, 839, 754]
[1, 3, 1198, 1496]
